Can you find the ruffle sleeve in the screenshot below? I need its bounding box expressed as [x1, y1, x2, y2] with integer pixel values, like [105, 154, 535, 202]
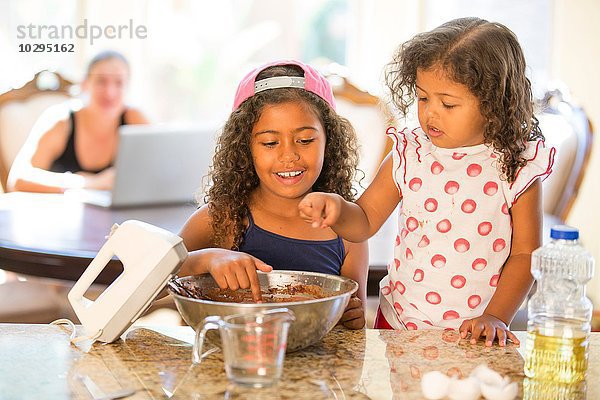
[504, 140, 556, 206]
[386, 127, 433, 195]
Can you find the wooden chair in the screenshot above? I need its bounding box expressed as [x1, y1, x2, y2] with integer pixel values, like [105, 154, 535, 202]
[537, 85, 594, 222]
[0, 70, 75, 191]
[326, 73, 394, 190]
[511, 86, 594, 330]
[0, 71, 78, 322]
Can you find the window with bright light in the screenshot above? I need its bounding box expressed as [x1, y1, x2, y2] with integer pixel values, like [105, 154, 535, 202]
[1, 0, 554, 124]
[423, 0, 553, 97]
[138, 0, 350, 123]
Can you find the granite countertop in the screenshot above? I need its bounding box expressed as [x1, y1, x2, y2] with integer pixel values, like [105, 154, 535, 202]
[0, 324, 597, 399]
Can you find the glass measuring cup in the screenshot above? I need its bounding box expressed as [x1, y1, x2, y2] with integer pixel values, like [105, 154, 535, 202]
[193, 308, 295, 387]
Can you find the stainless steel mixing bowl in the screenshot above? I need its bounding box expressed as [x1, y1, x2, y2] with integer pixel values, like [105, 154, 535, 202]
[168, 271, 358, 352]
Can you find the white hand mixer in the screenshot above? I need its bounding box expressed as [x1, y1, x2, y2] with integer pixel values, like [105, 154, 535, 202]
[67, 220, 187, 343]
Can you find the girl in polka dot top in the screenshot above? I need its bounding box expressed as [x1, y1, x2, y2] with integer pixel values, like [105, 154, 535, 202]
[299, 17, 555, 346]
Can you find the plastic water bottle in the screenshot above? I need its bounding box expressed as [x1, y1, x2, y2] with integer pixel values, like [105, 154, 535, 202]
[524, 225, 595, 383]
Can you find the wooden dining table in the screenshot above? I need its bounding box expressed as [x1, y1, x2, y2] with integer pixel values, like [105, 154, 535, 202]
[0, 192, 394, 292]
[0, 192, 562, 296]
[0, 192, 198, 284]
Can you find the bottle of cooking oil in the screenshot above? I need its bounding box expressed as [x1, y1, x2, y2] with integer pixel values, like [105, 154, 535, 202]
[523, 377, 587, 400]
[524, 225, 595, 384]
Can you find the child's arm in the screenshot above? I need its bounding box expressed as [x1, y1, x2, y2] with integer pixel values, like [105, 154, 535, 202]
[338, 239, 369, 329]
[299, 154, 401, 241]
[178, 206, 272, 302]
[459, 180, 542, 346]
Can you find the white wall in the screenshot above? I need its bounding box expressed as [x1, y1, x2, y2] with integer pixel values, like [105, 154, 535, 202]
[346, 0, 421, 94]
[553, 0, 600, 304]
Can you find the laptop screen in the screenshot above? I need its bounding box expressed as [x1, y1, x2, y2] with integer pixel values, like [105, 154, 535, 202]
[109, 124, 217, 207]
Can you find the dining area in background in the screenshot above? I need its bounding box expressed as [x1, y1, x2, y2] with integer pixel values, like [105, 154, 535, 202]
[0, 192, 195, 283]
[0, 190, 394, 325]
[0, 192, 198, 324]
[0, 66, 218, 324]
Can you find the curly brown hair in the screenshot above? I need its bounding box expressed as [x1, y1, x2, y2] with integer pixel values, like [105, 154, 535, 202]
[204, 65, 359, 248]
[385, 17, 543, 183]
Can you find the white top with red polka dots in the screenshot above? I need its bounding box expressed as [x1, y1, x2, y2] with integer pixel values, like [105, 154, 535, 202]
[379, 127, 555, 330]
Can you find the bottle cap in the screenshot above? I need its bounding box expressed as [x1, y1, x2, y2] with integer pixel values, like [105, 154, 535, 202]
[550, 225, 579, 240]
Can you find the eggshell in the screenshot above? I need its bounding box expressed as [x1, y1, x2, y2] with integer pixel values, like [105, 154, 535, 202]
[447, 377, 482, 400]
[421, 371, 450, 399]
[470, 364, 505, 387]
[481, 381, 518, 400]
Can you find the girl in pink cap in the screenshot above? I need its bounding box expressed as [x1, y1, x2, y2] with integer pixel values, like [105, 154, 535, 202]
[300, 18, 555, 344]
[179, 60, 368, 329]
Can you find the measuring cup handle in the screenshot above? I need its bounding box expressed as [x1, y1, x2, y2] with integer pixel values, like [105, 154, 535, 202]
[192, 316, 222, 364]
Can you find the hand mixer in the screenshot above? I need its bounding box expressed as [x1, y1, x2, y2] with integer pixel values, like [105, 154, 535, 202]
[68, 220, 188, 343]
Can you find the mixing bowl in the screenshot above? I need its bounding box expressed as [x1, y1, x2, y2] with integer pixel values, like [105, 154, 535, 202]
[168, 270, 358, 352]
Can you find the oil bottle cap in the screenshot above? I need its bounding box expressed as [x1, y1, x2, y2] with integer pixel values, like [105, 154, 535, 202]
[550, 225, 579, 240]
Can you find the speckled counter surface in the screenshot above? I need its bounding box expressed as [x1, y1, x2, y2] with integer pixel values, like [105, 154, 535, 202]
[0, 324, 597, 399]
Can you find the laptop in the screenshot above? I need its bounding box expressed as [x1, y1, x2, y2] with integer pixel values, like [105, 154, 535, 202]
[66, 124, 216, 208]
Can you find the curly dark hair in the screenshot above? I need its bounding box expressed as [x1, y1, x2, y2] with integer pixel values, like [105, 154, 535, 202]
[204, 65, 359, 248]
[385, 17, 543, 183]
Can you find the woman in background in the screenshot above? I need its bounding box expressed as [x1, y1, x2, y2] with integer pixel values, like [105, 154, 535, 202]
[8, 50, 148, 193]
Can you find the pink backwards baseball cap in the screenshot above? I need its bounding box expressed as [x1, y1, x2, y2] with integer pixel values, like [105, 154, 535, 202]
[232, 59, 336, 111]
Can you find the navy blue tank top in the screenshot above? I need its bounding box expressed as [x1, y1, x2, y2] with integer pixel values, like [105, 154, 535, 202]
[49, 110, 126, 173]
[238, 214, 345, 275]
